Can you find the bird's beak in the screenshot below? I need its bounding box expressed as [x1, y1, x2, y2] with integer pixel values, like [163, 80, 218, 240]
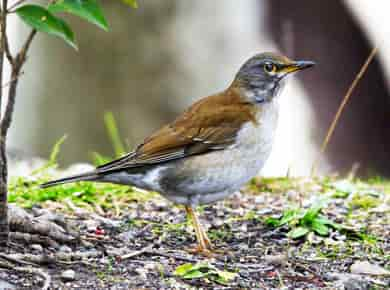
[282, 60, 315, 74]
[286, 60, 315, 73]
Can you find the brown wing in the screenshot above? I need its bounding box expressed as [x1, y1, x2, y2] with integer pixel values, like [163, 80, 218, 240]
[97, 86, 258, 172]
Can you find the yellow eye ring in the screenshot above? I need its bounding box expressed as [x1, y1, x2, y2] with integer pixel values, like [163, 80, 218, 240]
[264, 62, 277, 74]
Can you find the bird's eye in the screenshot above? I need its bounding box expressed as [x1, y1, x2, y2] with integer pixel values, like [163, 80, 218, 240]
[264, 62, 277, 74]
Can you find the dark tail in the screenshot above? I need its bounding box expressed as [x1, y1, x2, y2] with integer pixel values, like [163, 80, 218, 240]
[40, 171, 99, 188]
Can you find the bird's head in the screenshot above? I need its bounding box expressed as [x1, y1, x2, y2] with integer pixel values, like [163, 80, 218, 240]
[234, 52, 315, 103]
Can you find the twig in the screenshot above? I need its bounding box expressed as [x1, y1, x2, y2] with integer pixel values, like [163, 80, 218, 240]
[15, 28, 36, 65]
[3, 24, 12, 65]
[120, 245, 153, 260]
[310, 46, 378, 176]
[1, 70, 23, 88]
[7, 0, 26, 12]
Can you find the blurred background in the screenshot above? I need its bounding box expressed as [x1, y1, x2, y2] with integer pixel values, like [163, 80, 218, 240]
[6, 0, 390, 177]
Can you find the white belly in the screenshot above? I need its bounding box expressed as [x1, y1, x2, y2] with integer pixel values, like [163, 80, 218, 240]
[158, 101, 279, 205]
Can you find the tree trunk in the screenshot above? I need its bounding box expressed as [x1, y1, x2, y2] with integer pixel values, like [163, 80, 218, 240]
[0, 138, 8, 247]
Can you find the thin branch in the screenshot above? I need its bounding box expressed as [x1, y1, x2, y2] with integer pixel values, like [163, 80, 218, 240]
[0, 29, 36, 137]
[16, 28, 36, 65]
[1, 70, 22, 88]
[310, 46, 378, 176]
[0, 0, 7, 113]
[3, 30, 12, 65]
[7, 0, 26, 12]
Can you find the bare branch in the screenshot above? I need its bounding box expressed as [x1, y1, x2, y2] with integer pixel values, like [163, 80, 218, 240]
[0, 0, 7, 111]
[0, 69, 23, 89]
[311, 46, 378, 176]
[16, 28, 36, 65]
[1, 29, 36, 138]
[7, 0, 26, 12]
[3, 30, 12, 65]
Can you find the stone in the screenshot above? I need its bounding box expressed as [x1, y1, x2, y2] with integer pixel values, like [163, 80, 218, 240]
[30, 244, 43, 252]
[350, 261, 390, 276]
[61, 269, 76, 281]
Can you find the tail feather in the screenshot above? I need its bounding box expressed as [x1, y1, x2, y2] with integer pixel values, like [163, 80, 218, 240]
[40, 171, 99, 188]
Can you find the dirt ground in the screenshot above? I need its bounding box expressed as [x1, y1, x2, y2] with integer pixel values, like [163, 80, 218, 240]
[0, 177, 389, 289]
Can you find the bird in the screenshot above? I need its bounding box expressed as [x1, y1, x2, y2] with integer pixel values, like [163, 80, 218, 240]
[41, 52, 314, 255]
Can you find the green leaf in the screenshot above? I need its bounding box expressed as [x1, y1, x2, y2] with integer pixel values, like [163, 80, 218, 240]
[104, 112, 126, 157]
[174, 263, 195, 276]
[31, 135, 67, 175]
[303, 202, 324, 223]
[311, 219, 329, 236]
[213, 270, 237, 285]
[316, 216, 342, 230]
[174, 262, 236, 285]
[49, 135, 67, 164]
[279, 209, 299, 226]
[265, 209, 300, 228]
[183, 270, 208, 279]
[288, 226, 309, 239]
[265, 217, 281, 227]
[49, 0, 108, 31]
[90, 152, 111, 166]
[121, 0, 138, 8]
[174, 263, 213, 279]
[16, 4, 77, 49]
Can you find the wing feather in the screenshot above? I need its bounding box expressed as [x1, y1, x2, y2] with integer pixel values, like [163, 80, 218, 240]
[97, 87, 258, 173]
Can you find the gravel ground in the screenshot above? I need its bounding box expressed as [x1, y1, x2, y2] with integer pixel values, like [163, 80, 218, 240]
[0, 177, 389, 289]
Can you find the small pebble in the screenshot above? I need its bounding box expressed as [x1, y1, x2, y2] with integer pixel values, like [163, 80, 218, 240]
[61, 269, 76, 281]
[59, 245, 72, 253]
[350, 261, 390, 276]
[84, 219, 100, 232]
[30, 244, 43, 252]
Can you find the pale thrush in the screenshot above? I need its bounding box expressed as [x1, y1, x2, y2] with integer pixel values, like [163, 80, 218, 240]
[41, 52, 315, 255]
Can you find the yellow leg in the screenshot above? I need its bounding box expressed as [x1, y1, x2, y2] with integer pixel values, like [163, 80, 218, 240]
[185, 206, 213, 255]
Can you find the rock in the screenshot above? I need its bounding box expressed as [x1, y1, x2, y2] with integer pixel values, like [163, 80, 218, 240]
[105, 246, 128, 257]
[0, 279, 16, 289]
[212, 218, 224, 227]
[135, 267, 148, 279]
[61, 269, 76, 281]
[264, 254, 287, 265]
[350, 261, 390, 276]
[325, 272, 370, 290]
[84, 219, 100, 232]
[30, 244, 43, 252]
[90, 214, 121, 228]
[59, 245, 72, 253]
[117, 230, 136, 242]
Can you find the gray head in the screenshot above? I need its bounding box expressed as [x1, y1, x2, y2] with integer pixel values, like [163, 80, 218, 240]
[235, 52, 315, 103]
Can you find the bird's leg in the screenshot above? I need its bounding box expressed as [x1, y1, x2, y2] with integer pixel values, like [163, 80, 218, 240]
[185, 206, 213, 255]
[199, 221, 212, 248]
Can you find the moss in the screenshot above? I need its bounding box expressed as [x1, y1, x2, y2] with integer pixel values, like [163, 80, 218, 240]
[349, 193, 380, 209]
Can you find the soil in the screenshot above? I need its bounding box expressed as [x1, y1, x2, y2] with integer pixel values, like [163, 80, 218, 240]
[0, 177, 389, 289]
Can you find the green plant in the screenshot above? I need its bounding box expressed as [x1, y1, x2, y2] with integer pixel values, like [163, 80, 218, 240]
[265, 201, 342, 239]
[91, 111, 127, 166]
[174, 262, 237, 285]
[0, 0, 137, 246]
